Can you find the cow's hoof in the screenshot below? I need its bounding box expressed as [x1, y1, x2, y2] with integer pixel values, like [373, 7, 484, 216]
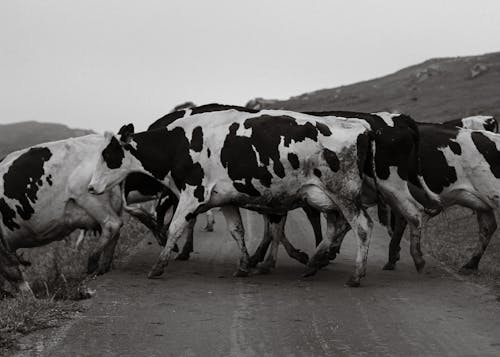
[458, 266, 478, 275]
[172, 244, 179, 253]
[148, 265, 165, 279]
[345, 276, 361, 287]
[293, 251, 309, 265]
[233, 269, 249, 277]
[302, 266, 318, 278]
[382, 262, 396, 270]
[248, 255, 262, 268]
[328, 252, 337, 261]
[414, 259, 426, 273]
[256, 265, 272, 275]
[96, 265, 111, 276]
[175, 252, 191, 261]
[202, 226, 214, 232]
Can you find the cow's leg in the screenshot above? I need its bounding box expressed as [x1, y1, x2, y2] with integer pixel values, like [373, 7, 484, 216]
[280, 235, 309, 265]
[409, 225, 425, 273]
[176, 218, 196, 261]
[248, 215, 272, 268]
[383, 212, 408, 270]
[221, 205, 251, 277]
[257, 214, 287, 274]
[302, 206, 323, 246]
[326, 218, 351, 262]
[344, 208, 373, 287]
[78, 196, 123, 275]
[202, 210, 215, 232]
[98, 232, 120, 274]
[304, 211, 347, 277]
[148, 194, 200, 278]
[459, 210, 497, 274]
[0, 247, 33, 295]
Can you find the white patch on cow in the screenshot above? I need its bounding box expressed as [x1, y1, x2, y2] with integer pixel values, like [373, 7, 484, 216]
[373, 112, 400, 127]
[461, 116, 494, 131]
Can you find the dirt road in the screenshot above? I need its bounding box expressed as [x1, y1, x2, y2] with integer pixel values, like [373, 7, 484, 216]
[18, 209, 500, 356]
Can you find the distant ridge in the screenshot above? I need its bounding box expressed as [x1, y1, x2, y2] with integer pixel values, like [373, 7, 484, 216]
[0, 121, 94, 157]
[247, 51, 500, 123]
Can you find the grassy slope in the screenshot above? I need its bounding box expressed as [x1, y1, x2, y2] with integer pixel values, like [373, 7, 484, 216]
[252, 51, 500, 278]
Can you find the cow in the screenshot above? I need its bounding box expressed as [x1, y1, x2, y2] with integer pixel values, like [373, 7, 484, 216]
[383, 120, 500, 273]
[88, 104, 432, 286]
[0, 135, 125, 293]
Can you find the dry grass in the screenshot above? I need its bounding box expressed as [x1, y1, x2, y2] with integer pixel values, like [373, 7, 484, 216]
[0, 295, 80, 354]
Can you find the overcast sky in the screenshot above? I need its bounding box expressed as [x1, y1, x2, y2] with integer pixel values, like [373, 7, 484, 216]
[1, 1, 499, 133]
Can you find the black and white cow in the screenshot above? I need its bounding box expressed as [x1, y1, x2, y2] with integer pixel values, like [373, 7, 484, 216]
[383, 118, 500, 273]
[88, 106, 379, 286]
[88, 105, 431, 286]
[0, 135, 125, 293]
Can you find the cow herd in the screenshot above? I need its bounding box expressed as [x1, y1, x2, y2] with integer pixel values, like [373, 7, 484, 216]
[0, 103, 499, 295]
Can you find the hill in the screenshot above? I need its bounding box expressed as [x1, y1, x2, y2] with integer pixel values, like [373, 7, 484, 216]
[247, 51, 500, 122]
[0, 121, 93, 158]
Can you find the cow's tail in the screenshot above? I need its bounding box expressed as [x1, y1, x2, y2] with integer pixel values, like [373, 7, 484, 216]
[358, 129, 385, 211]
[404, 115, 443, 209]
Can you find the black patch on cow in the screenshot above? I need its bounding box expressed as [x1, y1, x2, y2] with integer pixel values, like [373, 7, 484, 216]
[46, 174, 53, 186]
[148, 110, 186, 130]
[417, 124, 461, 193]
[193, 185, 205, 202]
[484, 118, 499, 133]
[102, 137, 125, 169]
[190, 103, 258, 115]
[356, 132, 373, 178]
[124, 172, 166, 197]
[287, 153, 300, 169]
[0, 198, 20, 230]
[207, 148, 211, 158]
[313, 168, 322, 178]
[124, 127, 205, 199]
[471, 131, 500, 178]
[449, 141, 462, 155]
[190, 126, 203, 152]
[315, 122, 332, 136]
[267, 214, 284, 223]
[3, 147, 52, 221]
[220, 116, 323, 196]
[323, 149, 340, 172]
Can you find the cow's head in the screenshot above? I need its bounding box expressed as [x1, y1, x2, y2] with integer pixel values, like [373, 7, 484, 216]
[88, 124, 141, 195]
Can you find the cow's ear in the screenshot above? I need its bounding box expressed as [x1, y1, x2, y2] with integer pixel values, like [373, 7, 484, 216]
[118, 123, 134, 143]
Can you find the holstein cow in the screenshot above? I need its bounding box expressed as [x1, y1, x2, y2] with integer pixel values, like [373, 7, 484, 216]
[384, 118, 500, 273]
[88, 106, 379, 286]
[141, 105, 310, 264]
[0, 135, 124, 293]
[88, 105, 431, 286]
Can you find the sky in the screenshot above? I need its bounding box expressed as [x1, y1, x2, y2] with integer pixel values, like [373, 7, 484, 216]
[1, 0, 500, 133]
